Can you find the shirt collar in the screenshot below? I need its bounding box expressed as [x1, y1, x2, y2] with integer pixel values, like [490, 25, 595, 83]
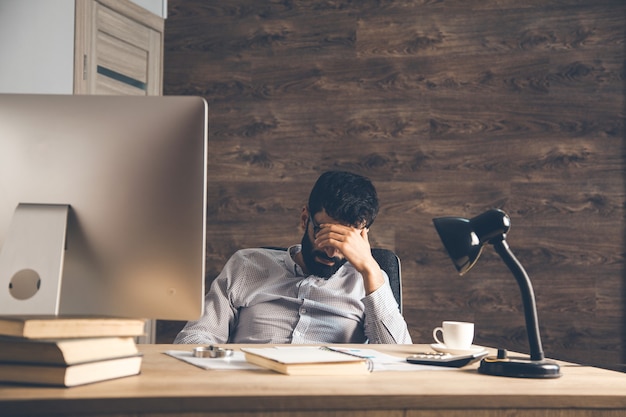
[287, 244, 306, 277]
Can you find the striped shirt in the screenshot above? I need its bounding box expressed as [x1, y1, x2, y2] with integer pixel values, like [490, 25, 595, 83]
[174, 245, 412, 344]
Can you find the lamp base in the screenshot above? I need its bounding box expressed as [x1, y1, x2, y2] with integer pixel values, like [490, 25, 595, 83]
[479, 354, 561, 378]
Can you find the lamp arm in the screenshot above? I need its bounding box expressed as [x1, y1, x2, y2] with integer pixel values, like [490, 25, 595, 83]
[491, 239, 545, 361]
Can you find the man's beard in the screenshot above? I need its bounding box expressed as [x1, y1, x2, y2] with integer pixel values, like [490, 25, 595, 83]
[300, 231, 347, 278]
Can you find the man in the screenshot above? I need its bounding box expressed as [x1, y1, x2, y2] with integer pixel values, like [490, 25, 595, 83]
[174, 171, 412, 344]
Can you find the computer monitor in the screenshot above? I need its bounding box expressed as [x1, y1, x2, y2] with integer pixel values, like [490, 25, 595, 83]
[0, 94, 207, 321]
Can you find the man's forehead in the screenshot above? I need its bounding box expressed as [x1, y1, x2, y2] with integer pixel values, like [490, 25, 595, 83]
[313, 209, 366, 229]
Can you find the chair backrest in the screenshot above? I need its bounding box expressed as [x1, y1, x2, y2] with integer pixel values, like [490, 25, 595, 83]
[262, 247, 403, 313]
[371, 248, 402, 313]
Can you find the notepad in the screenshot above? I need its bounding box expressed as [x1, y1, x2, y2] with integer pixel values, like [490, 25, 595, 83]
[241, 346, 373, 375]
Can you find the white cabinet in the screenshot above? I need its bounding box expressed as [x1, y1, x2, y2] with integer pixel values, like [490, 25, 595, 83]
[0, 0, 165, 95]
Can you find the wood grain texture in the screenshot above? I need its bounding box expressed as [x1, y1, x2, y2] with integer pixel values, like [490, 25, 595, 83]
[159, 0, 626, 371]
[4, 344, 626, 417]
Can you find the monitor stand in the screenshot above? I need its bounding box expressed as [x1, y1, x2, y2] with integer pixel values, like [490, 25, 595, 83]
[0, 203, 69, 315]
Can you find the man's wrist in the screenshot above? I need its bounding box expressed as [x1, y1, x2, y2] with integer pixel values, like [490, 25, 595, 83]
[361, 263, 385, 294]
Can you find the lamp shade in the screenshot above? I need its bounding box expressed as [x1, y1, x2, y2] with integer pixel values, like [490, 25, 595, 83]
[433, 209, 511, 275]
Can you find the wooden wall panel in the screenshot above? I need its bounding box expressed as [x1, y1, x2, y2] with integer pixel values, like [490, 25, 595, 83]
[158, 0, 626, 371]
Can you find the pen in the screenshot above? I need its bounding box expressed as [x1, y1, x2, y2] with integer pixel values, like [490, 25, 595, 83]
[321, 346, 375, 359]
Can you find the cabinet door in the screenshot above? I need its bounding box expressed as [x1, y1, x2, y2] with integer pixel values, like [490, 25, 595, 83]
[74, 0, 163, 95]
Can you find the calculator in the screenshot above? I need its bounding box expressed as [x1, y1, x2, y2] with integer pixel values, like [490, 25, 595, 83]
[406, 350, 489, 368]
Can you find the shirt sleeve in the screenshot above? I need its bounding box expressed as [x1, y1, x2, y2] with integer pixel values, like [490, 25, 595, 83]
[361, 271, 413, 344]
[173, 255, 239, 344]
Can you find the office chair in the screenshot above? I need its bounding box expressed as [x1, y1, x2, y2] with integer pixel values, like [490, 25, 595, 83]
[371, 248, 403, 313]
[263, 247, 403, 313]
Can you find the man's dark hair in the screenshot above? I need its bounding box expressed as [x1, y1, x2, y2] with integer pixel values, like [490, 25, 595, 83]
[307, 171, 379, 228]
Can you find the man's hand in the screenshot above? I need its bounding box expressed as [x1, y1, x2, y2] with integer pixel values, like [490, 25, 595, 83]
[314, 224, 385, 294]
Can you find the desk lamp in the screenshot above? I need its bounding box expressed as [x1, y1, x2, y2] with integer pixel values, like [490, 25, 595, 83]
[432, 208, 560, 378]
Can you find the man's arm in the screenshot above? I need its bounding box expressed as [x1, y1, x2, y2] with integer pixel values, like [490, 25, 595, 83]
[362, 275, 413, 344]
[174, 261, 237, 344]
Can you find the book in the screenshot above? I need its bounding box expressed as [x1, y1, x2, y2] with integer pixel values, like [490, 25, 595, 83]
[0, 336, 138, 365]
[0, 315, 146, 339]
[0, 354, 143, 387]
[241, 347, 372, 376]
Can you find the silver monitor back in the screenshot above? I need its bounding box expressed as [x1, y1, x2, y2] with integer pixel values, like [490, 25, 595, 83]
[0, 94, 207, 320]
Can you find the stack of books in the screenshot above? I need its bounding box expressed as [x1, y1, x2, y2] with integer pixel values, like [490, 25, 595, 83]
[0, 315, 146, 387]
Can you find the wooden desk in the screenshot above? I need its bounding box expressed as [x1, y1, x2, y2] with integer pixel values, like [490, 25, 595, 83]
[2, 344, 626, 417]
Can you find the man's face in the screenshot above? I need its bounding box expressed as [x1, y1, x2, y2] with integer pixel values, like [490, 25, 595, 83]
[300, 212, 347, 278]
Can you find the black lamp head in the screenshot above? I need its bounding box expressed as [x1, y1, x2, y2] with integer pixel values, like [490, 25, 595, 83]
[433, 209, 511, 275]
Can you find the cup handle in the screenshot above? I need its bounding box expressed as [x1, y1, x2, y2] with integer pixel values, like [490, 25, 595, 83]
[433, 327, 444, 345]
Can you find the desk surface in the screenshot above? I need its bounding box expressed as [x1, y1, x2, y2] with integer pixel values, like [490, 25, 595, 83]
[2, 344, 626, 417]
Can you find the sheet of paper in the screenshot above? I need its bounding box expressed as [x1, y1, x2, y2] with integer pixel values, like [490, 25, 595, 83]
[164, 350, 262, 371]
[326, 346, 454, 371]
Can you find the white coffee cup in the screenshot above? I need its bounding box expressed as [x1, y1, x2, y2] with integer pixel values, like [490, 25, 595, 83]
[432, 321, 474, 350]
